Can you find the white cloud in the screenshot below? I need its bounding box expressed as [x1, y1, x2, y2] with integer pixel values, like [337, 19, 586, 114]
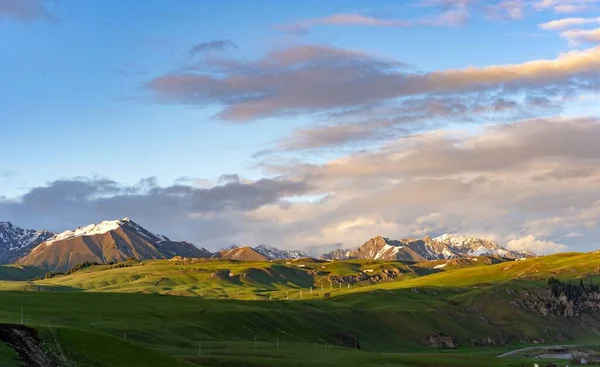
[534, 0, 600, 13]
[539, 17, 600, 30]
[562, 27, 600, 45]
[506, 234, 568, 254]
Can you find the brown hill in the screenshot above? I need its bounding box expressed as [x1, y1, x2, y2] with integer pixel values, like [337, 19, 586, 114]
[216, 246, 269, 261]
[17, 218, 212, 272]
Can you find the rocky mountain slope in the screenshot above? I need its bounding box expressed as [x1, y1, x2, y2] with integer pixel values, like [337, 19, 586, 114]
[321, 235, 534, 261]
[254, 245, 307, 260]
[4, 217, 537, 268]
[216, 246, 269, 261]
[17, 218, 212, 272]
[0, 222, 55, 264]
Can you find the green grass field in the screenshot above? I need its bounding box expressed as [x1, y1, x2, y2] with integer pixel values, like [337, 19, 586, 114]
[0, 253, 597, 366]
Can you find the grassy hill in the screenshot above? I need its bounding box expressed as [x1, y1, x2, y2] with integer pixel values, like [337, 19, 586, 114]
[0, 256, 509, 298]
[0, 253, 598, 366]
[0, 265, 44, 281]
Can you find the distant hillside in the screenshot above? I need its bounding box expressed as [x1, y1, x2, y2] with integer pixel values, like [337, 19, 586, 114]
[17, 218, 212, 272]
[322, 235, 534, 261]
[215, 246, 269, 261]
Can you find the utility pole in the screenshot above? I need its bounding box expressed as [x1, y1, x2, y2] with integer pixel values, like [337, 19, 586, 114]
[285, 291, 288, 300]
[300, 290, 303, 300]
[310, 286, 313, 294]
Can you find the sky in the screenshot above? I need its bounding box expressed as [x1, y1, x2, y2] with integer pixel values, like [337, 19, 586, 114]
[1, 0, 600, 255]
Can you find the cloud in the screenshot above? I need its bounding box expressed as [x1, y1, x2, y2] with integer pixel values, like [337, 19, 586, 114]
[0, 176, 311, 248]
[147, 43, 600, 122]
[417, 0, 477, 7]
[539, 17, 600, 30]
[561, 27, 600, 44]
[277, 14, 412, 34]
[276, 8, 469, 34]
[0, 0, 54, 21]
[275, 94, 562, 150]
[253, 116, 600, 252]
[486, 0, 527, 20]
[5, 118, 600, 253]
[534, 0, 600, 13]
[505, 235, 568, 254]
[538, 17, 600, 45]
[188, 40, 237, 56]
[272, 116, 600, 180]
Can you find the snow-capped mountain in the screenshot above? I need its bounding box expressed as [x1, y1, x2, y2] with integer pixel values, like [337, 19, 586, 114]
[321, 236, 426, 261]
[18, 218, 212, 272]
[432, 234, 534, 259]
[320, 248, 353, 261]
[254, 245, 307, 260]
[0, 222, 55, 264]
[321, 234, 535, 261]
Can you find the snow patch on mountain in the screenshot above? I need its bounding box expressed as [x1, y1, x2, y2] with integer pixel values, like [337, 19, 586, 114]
[0, 222, 54, 251]
[254, 245, 307, 260]
[45, 217, 170, 245]
[0, 222, 55, 264]
[321, 234, 536, 261]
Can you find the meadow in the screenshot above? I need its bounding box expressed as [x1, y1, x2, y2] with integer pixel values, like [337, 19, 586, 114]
[0, 253, 597, 366]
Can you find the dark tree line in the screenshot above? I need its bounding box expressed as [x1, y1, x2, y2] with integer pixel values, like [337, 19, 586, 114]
[547, 276, 600, 301]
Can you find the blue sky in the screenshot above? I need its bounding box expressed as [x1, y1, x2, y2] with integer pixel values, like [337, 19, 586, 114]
[0, 0, 570, 194]
[2, 0, 600, 253]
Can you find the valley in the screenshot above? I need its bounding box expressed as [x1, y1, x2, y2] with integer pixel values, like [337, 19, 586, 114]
[0, 218, 596, 366]
[0, 252, 598, 366]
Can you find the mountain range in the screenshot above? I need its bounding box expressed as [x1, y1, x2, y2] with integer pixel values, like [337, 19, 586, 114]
[0, 218, 535, 271]
[321, 235, 534, 262]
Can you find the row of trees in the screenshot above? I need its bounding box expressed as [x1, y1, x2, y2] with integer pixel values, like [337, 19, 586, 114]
[547, 276, 599, 301]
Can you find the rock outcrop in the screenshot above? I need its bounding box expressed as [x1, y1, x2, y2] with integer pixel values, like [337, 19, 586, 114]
[423, 333, 459, 348]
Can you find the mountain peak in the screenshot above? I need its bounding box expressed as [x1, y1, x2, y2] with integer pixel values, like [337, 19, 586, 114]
[19, 218, 209, 271]
[47, 219, 124, 244]
[45, 218, 170, 245]
[0, 222, 55, 264]
[254, 245, 307, 260]
[321, 233, 535, 261]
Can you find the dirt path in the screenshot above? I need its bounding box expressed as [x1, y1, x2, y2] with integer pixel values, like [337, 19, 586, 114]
[0, 324, 58, 367]
[497, 344, 583, 358]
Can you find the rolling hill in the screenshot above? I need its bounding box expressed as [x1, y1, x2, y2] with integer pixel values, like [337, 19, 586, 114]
[0, 251, 599, 366]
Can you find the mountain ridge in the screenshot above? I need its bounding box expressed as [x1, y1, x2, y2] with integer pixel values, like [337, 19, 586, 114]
[17, 218, 212, 271]
[321, 234, 535, 261]
[0, 221, 55, 264]
[2, 219, 537, 268]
